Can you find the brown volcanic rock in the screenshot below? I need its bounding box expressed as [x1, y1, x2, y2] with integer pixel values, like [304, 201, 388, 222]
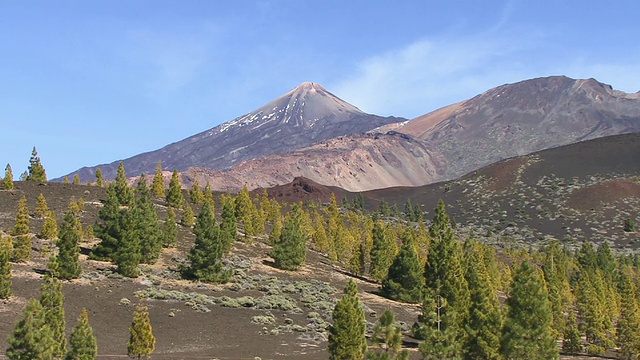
[399, 76, 640, 181]
[65, 82, 405, 182]
[256, 176, 349, 204]
[180, 132, 444, 193]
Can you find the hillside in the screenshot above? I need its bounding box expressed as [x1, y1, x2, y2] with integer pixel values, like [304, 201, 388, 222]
[399, 76, 640, 181]
[365, 132, 640, 251]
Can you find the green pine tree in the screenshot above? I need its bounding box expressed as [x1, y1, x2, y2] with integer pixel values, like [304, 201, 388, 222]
[462, 244, 502, 360]
[26, 147, 47, 182]
[616, 265, 640, 360]
[189, 178, 204, 205]
[72, 175, 80, 185]
[95, 168, 104, 188]
[234, 185, 256, 239]
[132, 175, 163, 264]
[167, 170, 184, 209]
[181, 203, 195, 227]
[12, 196, 32, 262]
[270, 203, 308, 271]
[63, 176, 70, 184]
[381, 230, 423, 303]
[500, 261, 558, 360]
[0, 237, 12, 299]
[151, 161, 165, 199]
[182, 201, 231, 283]
[115, 210, 141, 278]
[91, 184, 123, 261]
[369, 221, 395, 282]
[35, 193, 49, 218]
[55, 207, 82, 279]
[220, 198, 237, 253]
[40, 273, 67, 358]
[41, 210, 59, 240]
[114, 162, 134, 206]
[328, 279, 367, 360]
[66, 308, 98, 360]
[6, 298, 56, 360]
[367, 309, 409, 360]
[562, 310, 582, 355]
[3, 163, 14, 190]
[127, 304, 155, 360]
[162, 207, 178, 247]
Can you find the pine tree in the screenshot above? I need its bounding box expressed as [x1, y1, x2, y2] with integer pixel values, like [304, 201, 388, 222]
[3, 163, 14, 190]
[167, 170, 184, 209]
[0, 236, 12, 299]
[181, 203, 195, 227]
[220, 198, 237, 253]
[162, 207, 178, 247]
[328, 280, 367, 360]
[369, 221, 395, 282]
[151, 161, 165, 199]
[6, 298, 56, 360]
[26, 146, 47, 182]
[416, 200, 469, 353]
[91, 185, 123, 261]
[270, 203, 308, 271]
[617, 265, 640, 360]
[127, 304, 155, 360]
[462, 244, 502, 360]
[203, 181, 214, 204]
[35, 193, 49, 218]
[55, 207, 82, 279]
[500, 261, 558, 360]
[39, 273, 67, 358]
[381, 230, 422, 303]
[269, 213, 283, 245]
[132, 175, 163, 264]
[63, 176, 70, 184]
[66, 308, 98, 360]
[115, 211, 141, 278]
[562, 310, 582, 355]
[41, 210, 59, 240]
[114, 162, 134, 206]
[182, 201, 231, 283]
[189, 178, 204, 205]
[235, 185, 256, 238]
[541, 241, 572, 337]
[12, 196, 32, 262]
[367, 309, 409, 360]
[72, 175, 80, 185]
[95, 168, 104, 188]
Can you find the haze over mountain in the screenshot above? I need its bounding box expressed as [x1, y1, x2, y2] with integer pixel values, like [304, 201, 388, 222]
[399, 76, 640, 180]
[64, 82, 405, 181]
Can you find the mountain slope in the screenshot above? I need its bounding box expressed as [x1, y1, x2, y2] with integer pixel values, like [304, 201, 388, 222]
[176, 131, 444, 192]
[399, 76, 640, 180]
[365, 132, 640, 250]
[65, 82, 405, 181]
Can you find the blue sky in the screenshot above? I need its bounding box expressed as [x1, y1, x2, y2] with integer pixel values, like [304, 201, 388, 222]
[1, 1, 639, 179]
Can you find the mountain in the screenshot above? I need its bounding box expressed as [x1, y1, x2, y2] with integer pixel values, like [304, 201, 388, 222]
[398, 76, 640, 180]
[176, 131, 443, 192]
[364, 132, 640, 251]
[64, 82, 406, 181]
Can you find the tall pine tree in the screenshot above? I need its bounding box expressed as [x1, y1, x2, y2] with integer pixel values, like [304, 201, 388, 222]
[94, 168, 104, 187]
[91, 184, 123, 261]
[162, 207, 178, 247]
[40, 273, 67, 358]
[369, 221, 395, 282]
[128, 304, 155, 360]
[3, 163, 14, 190]
[270, 203, 308, 271]
[26, 147, 47, 182]
[55, 206, 82, 279]
[182, 200, 231, 283]
[0, 236, 12, 299]
[616, 265, 640, 360]
[151, 160, 165, 199]
[12, 196, 32, 262]
[220, 198, 237, 253]
[381, 230, 423, 303]
[66, 308, 98, 360]
[114, 162, 134, 206]
[132, 175, 163, 264]
[328, 279, 367, 360]
[167, 170, 184, 209]
[6, 298, 56, 360]
[500, 261, 558, 360]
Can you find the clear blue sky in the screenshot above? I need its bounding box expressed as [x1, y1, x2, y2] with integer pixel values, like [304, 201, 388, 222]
[1, 1, 638, 179]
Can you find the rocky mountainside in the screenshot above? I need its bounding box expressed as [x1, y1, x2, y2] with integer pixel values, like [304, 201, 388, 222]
[177, 131, 443, 192]
[64, 82, 405, 181]
[399, 76, 640, 180]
